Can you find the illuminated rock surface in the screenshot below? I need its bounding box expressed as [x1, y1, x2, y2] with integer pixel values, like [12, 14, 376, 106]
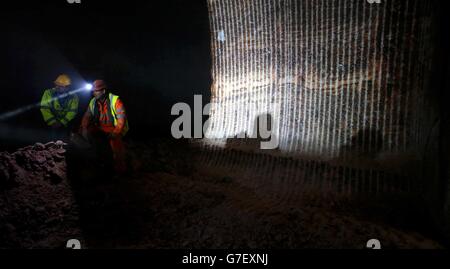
[202, 0, 437, 196]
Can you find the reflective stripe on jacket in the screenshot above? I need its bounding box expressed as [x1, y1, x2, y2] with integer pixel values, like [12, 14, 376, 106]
[88, 93, 129, 136]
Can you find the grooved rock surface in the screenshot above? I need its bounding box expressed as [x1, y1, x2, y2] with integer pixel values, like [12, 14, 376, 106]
[205, 0, 436, 158]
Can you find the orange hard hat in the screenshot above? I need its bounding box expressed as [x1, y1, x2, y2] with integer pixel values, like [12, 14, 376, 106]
[93, 80, 107, 91]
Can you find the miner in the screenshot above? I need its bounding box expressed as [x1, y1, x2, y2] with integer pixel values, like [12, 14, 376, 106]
[40, 74, 80, 140]
[80, 80, 129, 174]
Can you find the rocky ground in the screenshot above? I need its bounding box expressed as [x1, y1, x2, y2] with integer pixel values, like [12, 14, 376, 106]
[0, 138, 446, 249]
[0, 141, 82, 248]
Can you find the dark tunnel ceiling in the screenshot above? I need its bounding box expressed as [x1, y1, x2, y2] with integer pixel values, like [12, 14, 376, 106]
[0, 0, 212, 127]
[1, 0, 211, 78]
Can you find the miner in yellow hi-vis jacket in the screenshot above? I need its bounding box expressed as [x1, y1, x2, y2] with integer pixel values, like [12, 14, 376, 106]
[40, 74, 79, 133]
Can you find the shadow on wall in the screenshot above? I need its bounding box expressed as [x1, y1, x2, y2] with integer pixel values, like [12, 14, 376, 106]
[340, 128, 384, 160]
[225, 113, 279, 153]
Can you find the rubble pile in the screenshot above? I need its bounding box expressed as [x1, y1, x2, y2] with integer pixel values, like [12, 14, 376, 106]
[0, 141, 81, 248]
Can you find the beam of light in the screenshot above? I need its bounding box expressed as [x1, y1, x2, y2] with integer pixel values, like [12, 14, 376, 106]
[0, 86, 90, 122]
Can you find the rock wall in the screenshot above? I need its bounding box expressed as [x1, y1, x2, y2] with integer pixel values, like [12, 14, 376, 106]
[201, 0, 438, 195]
[205, 0, 435, 158]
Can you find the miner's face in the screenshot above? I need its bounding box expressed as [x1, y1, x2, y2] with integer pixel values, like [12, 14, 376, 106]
[93, 89, 106, 100]
[55, 85, 68, 93]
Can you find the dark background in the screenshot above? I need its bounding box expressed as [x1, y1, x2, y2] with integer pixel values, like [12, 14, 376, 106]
[0, 0, 212, 148]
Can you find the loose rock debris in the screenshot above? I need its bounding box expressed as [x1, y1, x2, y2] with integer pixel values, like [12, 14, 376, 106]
[0, 139, 444, 249]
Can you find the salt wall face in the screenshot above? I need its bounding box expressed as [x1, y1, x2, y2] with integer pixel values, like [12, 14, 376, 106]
[204, 0, 435, 160]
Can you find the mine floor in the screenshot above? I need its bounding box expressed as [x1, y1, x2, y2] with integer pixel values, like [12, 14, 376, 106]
[0, 139, 445, 249]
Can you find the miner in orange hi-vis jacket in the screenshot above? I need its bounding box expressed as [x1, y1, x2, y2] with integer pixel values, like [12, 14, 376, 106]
[81, 80, 129, 174]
